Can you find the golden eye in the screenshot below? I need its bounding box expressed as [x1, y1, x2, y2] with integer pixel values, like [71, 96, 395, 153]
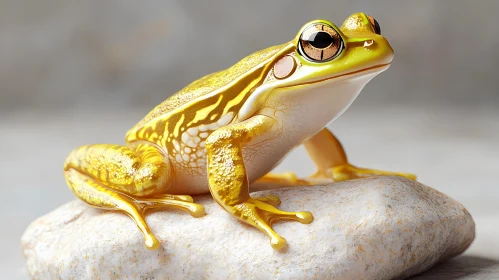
[298, 23, 343, 62]
[366, 15, 381, 35]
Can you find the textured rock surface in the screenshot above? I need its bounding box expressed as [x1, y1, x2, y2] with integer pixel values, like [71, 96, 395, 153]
[21, 177, 474, 280]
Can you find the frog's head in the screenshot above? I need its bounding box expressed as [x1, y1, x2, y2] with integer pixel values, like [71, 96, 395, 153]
[289, 12, 393, 84]
[247, 13, 393, 129]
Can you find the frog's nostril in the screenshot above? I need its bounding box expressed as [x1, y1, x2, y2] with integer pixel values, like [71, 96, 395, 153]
[363, 40, 374, 47]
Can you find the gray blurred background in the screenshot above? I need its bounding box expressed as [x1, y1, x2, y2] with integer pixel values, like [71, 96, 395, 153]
[1, 1, 498, 279]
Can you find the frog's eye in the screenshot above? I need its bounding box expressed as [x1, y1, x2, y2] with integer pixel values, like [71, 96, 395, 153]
[298, 23, 343, 62]
[366, 15, 381, 35]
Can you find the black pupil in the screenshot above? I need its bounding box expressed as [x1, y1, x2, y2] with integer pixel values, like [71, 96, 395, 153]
[308, 31, 333, 49]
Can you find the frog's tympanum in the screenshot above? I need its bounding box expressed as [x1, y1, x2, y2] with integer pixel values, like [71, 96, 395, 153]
[64, 13, 415, 250]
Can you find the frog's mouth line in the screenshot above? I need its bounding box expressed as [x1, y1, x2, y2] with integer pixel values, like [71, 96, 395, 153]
[284, 63, 390, 88]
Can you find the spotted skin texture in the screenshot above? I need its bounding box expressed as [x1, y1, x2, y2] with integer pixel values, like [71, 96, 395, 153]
[133, 43, 289, 128]
[206, 115, 274, 206]
[63, 13, 417, 251]
[65, 143, 171, 196]
[125, 44, 295, 177]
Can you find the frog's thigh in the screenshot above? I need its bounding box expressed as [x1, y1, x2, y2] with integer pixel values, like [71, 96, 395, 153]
[206, 115, 313, 250]
[64, 143, 205, 250]
[64, 144, 172, 196]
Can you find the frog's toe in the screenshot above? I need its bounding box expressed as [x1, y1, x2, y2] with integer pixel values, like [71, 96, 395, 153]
[253, 194, 281, 206]
[144, 234, 160, 250]
[146, 194, 194, 203]
[295, 211, 314, 224]
[270, 235, 288, 250]
[173, 195, 194, 203]
[187, 204, 207, 218]
[332, 163, 417, 181]
[135, 196, 206, 217]
[257, 171, 313, 186]
[331, 163, 358, 181]
[251, 198, 314, 225]
[232, 198, 314, 250]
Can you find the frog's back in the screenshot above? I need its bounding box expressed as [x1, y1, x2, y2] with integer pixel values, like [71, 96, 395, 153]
[133, 43, 288, 129]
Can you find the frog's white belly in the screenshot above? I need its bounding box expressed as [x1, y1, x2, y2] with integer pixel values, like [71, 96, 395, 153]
[169, 139, 295, 195]
[169, 71, 381, 195]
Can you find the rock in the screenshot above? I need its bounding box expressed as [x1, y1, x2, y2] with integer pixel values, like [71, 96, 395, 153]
[21, 177, 474, 280]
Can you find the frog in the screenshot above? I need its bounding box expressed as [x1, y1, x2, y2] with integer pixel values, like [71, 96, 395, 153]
[64, 12, 416, 251]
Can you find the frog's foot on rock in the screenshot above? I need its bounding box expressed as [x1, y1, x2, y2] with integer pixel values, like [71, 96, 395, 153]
[142, 194, 195, 203]
[303, 128, 417, 182]
[257, 172, 314, 186]
[231, 198, 313, 250]
[252, 194, 281, 206]
[134, 196, 206, 218]
[331, 163, 417, 181]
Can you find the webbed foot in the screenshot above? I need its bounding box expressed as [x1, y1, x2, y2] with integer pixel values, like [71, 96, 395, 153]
[253, 194, 281, 206]
[127, 195, 205, 249]
[135, 195, 206, 218]
[256, 171, 314, 186]
[231, 197, 313, 250]
[331, 163, 417, 181]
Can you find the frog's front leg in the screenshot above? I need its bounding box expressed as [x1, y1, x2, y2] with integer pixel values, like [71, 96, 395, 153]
[206, 115, 313, 250]
[304, 128, 416, 181]
[64, 143, 205, 250]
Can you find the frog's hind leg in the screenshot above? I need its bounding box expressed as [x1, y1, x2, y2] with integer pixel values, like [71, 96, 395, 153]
[304, 128, 416, 181]
[256, 128, 416, 188]
[65, 169, 162, 249]
[255, 171, 315, 186]
[64, 143, 205, 250]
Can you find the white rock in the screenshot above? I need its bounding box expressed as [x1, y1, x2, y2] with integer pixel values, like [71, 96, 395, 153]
[21, 177, 475, 280]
